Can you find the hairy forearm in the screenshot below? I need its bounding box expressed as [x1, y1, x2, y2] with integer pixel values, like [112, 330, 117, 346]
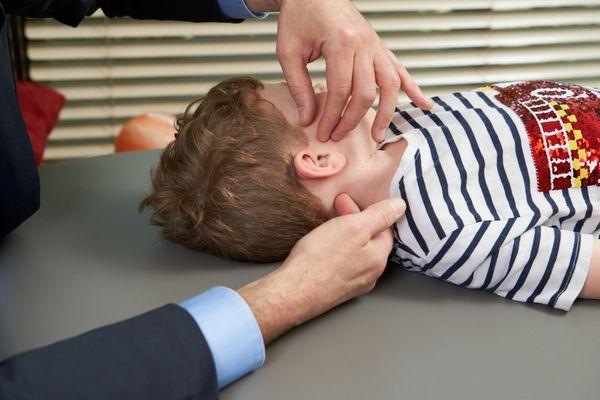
[579, 239, 600, 299]
[244, 0, 282, 13]
[237, 276, 292, 345]
[237, 262, 317, 344]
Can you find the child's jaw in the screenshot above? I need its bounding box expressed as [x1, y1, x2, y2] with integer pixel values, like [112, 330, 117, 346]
[261, 81, 406, 214]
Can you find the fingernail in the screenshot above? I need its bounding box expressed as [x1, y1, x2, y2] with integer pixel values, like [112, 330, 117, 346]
[371, 129, 382, 142]
[390, 198, 406, 216]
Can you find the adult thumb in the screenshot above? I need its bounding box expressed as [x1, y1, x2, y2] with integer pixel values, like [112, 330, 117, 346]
[334, 193, 361, 216]
[360, 197, 406, 237]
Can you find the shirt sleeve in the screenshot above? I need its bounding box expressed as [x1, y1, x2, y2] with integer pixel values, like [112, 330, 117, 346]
[419, 220, 595, 311]
[179, 286, 265, 388]
[217, 0, 269, 19]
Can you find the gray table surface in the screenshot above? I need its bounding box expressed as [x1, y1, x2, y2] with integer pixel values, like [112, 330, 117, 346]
[1, 150, 599, 399]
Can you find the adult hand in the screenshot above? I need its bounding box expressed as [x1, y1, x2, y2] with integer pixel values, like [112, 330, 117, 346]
[271, 0, 432, 142]
[237, 195, 406, 344]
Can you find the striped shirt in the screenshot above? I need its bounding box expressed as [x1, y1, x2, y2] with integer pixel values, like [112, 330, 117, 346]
[382, 81, 599, 311]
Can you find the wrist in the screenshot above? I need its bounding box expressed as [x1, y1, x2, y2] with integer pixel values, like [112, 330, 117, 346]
[237, 261, 309, 344]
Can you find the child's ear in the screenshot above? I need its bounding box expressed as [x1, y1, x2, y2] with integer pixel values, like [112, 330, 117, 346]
[293, 150, 347, 179]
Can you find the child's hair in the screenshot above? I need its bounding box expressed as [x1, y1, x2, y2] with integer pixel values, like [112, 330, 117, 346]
[140, 76, 329, 262]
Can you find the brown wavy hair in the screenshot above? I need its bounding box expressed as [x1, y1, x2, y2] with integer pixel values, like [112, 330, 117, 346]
[140, 76, 329, 262]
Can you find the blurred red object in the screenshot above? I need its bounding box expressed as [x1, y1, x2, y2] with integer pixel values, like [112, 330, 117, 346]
[16, 81, 65, 165]
[115, 112, 177, 153]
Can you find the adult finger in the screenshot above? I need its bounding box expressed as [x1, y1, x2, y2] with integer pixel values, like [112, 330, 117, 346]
[369, 226, 394, 254]
[334, 193, 362, 216]
[362, 224, 395, 282]
[358, 197, 406, 238]
[330, 50, 377, 141]
[396, 63, 433, 110]
[277, 43, 318, 126]
[363, 227, 394, 276]
[383, 48, 432, 110]
[371, 54, 401, 141]
[317, 48, 355, 141]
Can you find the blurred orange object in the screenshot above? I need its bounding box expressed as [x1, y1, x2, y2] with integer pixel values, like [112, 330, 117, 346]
[115, 112, 177, 152]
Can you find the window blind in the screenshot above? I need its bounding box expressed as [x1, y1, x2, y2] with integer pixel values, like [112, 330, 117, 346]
[23, 0, 600, 161]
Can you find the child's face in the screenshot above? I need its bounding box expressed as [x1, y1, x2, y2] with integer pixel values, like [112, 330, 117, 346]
[260, 82, 378, 165]
[260, 82, 381, 213]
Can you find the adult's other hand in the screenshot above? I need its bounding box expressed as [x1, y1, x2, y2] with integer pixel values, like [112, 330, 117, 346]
[238, 195, 406, 344]
[271, 0, 432, 142]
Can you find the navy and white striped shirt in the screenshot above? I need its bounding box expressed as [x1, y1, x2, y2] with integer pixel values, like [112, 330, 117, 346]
[382, 81, 599, 311]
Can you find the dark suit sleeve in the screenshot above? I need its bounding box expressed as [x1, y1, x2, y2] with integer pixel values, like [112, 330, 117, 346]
[0, 9, 40, 238]
[0, 304, 219, 400]
[3, 0, 239, 26]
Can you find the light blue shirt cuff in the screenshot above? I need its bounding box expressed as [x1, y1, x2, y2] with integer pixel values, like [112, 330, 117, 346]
[218, 0, 269, 19]
[180, 286, 266, 388]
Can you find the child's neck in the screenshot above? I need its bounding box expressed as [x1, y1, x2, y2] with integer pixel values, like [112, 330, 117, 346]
[344, 138, 408, 211]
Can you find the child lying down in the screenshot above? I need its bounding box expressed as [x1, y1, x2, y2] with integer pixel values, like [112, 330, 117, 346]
[141, 77, 600, 311]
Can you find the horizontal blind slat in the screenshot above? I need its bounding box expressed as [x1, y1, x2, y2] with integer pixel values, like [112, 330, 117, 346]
[353, 0, 600, 11]
[43, 143, 115, 161]
[29, 43, 600, 81]
[52, 71, 600, 110]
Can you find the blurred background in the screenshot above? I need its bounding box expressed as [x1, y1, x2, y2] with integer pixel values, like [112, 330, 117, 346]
[7, 0, 600, 162]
